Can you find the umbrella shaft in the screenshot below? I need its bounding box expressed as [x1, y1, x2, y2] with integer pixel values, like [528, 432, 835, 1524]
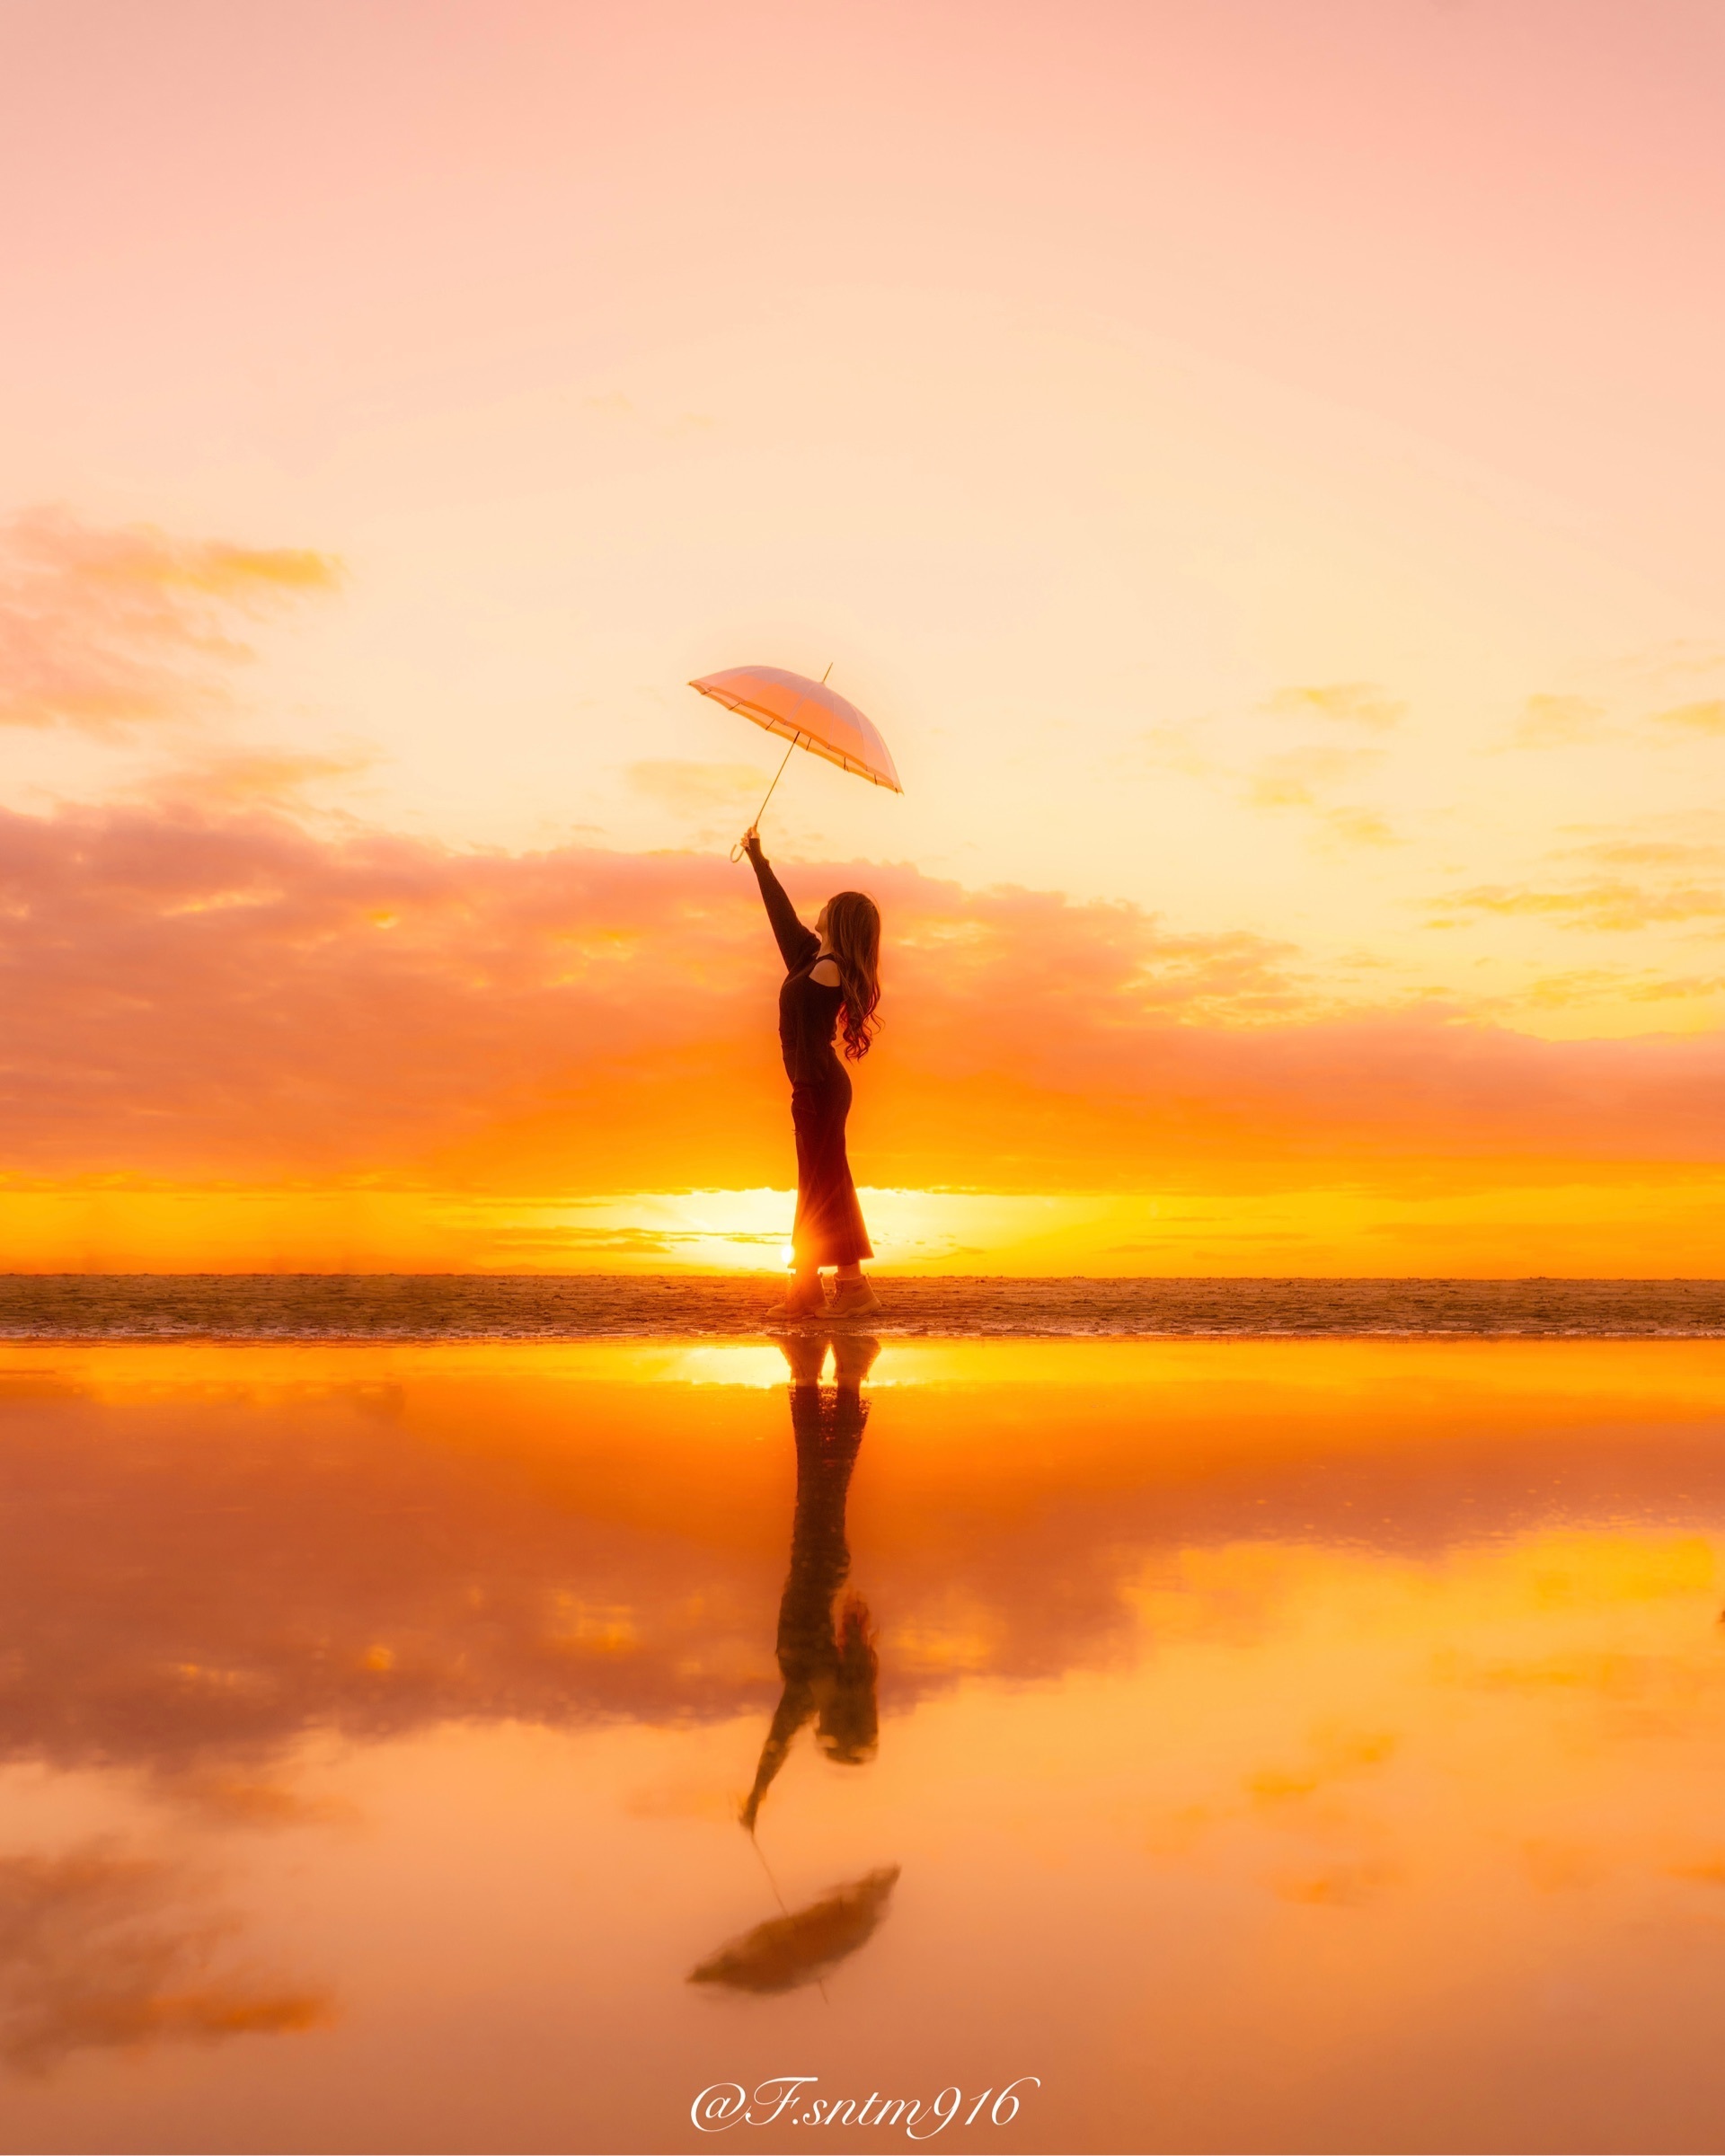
[729, 736, 800, 862]
[752, 736, 798, 828]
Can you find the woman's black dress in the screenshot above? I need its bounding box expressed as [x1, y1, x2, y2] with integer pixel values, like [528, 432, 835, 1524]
[750, 852, 873, 1268]
[740, 1369, 873, 1826]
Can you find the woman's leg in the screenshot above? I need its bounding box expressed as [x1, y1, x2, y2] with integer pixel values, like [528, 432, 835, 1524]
[797, 1071, 876, 1307]
[790, 1088, 823, 1296]
[805, 1076, 871, 1264]
[770, 1088, 828, 1316]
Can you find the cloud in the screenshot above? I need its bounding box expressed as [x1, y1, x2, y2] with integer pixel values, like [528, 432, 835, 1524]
[1514, 695, 1608, 748]
[1560, 839, 1724, 871]
[626, 760, 771, 814]
[1322, 807, 1398, 849]
[1247, 745, 1377, 809]
[0, 1843, 328, 2073]
[1512, 694, 1725, 749]
[0, 799, 1722, 1197]
[1247, 1728, 1397, 1806]
[1268, 684, 1404, 731]
[0, 797, 1308, 1189]
[1161, 687, 1402, 839]
[1439, 879, 1725, 933]
[1251, 746, 1371, 806]
[1245, 745, 1394, 845]
[1653, 700, 1725, 736]
[1138, 723, 1213, 778]
[1457, 828, 1725, 944]
[0, 508, 341, 735]
[145, 749, 377, 813]
[1517, 968, 1725, 1012]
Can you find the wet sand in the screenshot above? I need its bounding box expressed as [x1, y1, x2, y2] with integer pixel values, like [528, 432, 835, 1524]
[2, 1275, 1722, 1339]
[2, 1339, 1724, 2152]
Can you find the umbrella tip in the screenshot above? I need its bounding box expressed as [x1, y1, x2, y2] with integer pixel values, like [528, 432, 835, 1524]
[821, 661, 833, 684]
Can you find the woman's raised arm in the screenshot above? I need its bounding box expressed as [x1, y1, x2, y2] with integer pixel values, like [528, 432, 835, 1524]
[743, 829, 819, 972]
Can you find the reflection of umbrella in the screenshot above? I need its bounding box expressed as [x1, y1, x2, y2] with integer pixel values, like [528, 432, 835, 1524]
[689, 664, 903, 860]
[686, 1867, 899, 1993]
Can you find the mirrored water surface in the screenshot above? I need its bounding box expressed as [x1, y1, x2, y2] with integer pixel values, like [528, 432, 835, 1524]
[2, 1339, 1724, 2152]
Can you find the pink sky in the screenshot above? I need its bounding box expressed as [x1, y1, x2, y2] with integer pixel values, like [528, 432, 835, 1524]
[7, 0, 1721, 590]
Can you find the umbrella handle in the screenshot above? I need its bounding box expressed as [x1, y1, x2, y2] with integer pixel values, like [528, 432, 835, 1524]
[731, 737, 799, 861]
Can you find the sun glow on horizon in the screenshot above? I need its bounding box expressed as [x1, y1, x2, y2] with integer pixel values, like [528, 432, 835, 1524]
[3, 1173, 1722, 1278]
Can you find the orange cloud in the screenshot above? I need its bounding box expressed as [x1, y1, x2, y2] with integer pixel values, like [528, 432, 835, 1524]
[1514, 695, 1608, 748]
[0, 1844, 328, 2072]
[1440, 879, 1725, 933]
[1518, 968, 1725, 1012]
[0, 508, 341, 735]
[1561, 839, 1723, 871]
[1244, 737, 1394, 846]
[1248, 745, 1377, 809]
[1653, 700, 1725, 736]
[1512, 695, 1725, 749]
[1269, 684, 1405, 731]
[1, 799, 1722, 1206]
[625, 759, 771, 814]
[1322, 806, 1398, 849]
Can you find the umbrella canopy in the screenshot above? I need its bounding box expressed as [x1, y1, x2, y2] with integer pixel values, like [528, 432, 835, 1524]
[686, 1867, 900, 1994]
[690, 666, 903, 792]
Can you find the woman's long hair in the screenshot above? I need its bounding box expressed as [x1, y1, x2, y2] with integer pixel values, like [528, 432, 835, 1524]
[816, 1594, 879, 1765]
[825, 890, 881, 1060]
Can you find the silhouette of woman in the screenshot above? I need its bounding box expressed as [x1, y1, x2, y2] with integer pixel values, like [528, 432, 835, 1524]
[741, 826, 881, 1321]
[741, 1333, 880, 1832]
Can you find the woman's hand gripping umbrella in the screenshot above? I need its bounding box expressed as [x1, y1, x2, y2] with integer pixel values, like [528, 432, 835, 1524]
[687, 663, 903, 858]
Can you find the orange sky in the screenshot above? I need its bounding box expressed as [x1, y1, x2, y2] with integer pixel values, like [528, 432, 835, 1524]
[1, 3, 1721, 1272]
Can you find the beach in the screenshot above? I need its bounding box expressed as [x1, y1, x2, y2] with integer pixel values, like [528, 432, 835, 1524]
[4, 1327, 1725, 2151]
[2, 1274, 1721, 1339]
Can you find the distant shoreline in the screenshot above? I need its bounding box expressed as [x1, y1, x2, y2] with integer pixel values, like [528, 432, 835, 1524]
[1, 1275, 1721, 1340]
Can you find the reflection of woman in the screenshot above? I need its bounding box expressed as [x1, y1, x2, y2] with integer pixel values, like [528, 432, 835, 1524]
[741, 827, 881, 1322]
[741, 1335, 880, 1832]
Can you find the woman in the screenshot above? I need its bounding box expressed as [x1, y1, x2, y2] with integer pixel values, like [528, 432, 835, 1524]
[741, 825, 881, 1320]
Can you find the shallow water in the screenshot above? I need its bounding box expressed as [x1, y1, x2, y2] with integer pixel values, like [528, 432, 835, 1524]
[2, 1339, 1725, 2152]
[2, 1274, 1722, 1339]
